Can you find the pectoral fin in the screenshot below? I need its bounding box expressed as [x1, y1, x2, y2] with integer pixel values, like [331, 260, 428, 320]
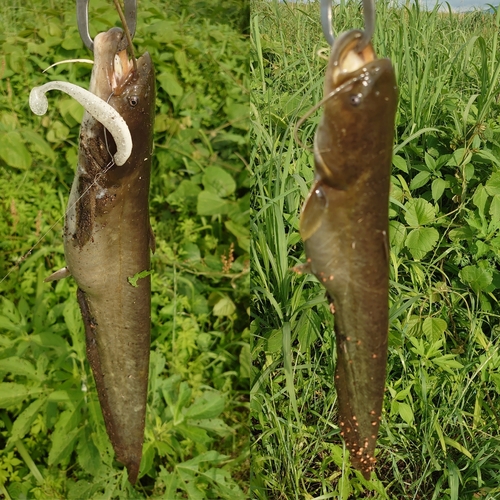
[44, 266, 71, 282]
[299, 181, 328, 241]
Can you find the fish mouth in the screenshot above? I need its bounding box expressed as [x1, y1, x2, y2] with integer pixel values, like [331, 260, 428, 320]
[330, 30, 377, 86]
[92, 27, 140, 98]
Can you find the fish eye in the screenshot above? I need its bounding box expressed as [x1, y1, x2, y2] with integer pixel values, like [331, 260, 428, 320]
[128, 96, 139, 107]
[350, 94, 362, 106]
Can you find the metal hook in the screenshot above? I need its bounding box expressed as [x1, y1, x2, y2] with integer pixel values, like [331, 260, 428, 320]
[320, 0, 375, 51]
[76, 0, 137, 52]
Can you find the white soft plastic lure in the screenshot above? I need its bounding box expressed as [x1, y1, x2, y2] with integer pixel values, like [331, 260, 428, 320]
[29, 81, 132, 166]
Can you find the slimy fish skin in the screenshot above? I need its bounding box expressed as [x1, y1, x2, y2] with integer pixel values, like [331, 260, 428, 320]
[31, 27, 155, 484]
[299, 29, 397, 479]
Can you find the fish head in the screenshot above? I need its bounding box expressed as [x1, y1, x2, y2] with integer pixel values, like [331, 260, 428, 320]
[91, 27, 155, 172]
[315, 29, 397, 189]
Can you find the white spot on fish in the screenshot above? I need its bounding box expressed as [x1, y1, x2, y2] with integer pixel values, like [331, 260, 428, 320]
[96, 188, 107, 199]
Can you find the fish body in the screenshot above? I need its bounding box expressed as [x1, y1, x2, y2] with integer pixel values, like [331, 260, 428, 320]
[299, 30, 397, 478]
[64, 27, 155, 484]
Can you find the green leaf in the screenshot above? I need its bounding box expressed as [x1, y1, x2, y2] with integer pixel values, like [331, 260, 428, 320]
[128, 269, 153, 287]
[459, 265, 492, 293]
[431, 178, 446, 202]
[389, 220, 407, 251]
[489, 195, 500, 220]
[202, 166, 236, 197]
[7, 398, 46, 446]
[433, 355, 464, 374]
[448, 226, 475, 241]
[0, 357, 38, 380]
[0, 131, 32, 169]
[48, 426, 80, 466]
[485, 172, 500, 196]
[197, 190, 231, 215]
[422, 317, 447, 341]
[225, 220, 250, 252]
[409, 171, 431, 190]
[392, 155, 408, 173]
[77, 429, 102, 476]
[157, 70, 183, 97]
[239, 343, 250, 378]
[398, 402, 414, 425]
[472, 184, 489, 215]
[404, 198, 436, 226]
[212, 296, 236, 316]
[405, 227, 439, 260]
[22, 129, 56, 161]
[0, 383, 29, 408]
[185, 392, 225, 420]
[223, 102, 249, 130]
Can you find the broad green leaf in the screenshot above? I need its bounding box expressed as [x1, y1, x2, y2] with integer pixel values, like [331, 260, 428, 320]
[472, 184, 489, 215]
[224, 102, 249, 130]
[167, 180, 201, 207]
[389, 220, 406, 251]
[76, 430, 101, 476]
[267, 329, 282, 353]
[189, 418, 232, 436]
[213, 296, 236, 316]
[225, 220, 250, 252]
[433, 355, 464, 374]
[489, 195, 500, 220]
[202, 166, 236, 197]
[172, 382, 192, 425]
[48, 426, 80, 466]
[181, 450, 228, 467]
[58, 98, 84, 127]
[410, 171, 431, 190]
[185, 392, 225, 420]
[405, 227, 439, 260]
[485, 172, 500, 196]
[0, 131, 32, 169]
[422, 317, 447, 341]
[157, 70, 183, 97]
[7, 398, 46, 446]
[0, 357, 38, 380]
[22, 129, 56, 161]
[176, 423, 211, 444]
[404, 198, 436, 226]
[197, 190, 231, 215]
[0, 383, 29, 408]
[446, 148, 471, 167]
[431, 178, 446, 202]
[459, 265, 492, 293]
[46, 120, 70, 143]
[398, 402, 414, 425]
[392, 155, 408, 173]
[448, 226, 474, 241]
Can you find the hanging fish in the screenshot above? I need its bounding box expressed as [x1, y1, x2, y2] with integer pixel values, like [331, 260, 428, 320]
[29, 6, 155, 483]
[297, 0, 397, 479]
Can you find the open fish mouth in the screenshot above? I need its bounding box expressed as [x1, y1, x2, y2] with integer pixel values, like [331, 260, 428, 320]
[111, 46, 135, 92]
[330, 30, 377, 86]
[92, 27, 140, 97]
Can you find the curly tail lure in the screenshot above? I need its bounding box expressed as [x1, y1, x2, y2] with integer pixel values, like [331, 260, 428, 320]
[298, 0, 397, 479]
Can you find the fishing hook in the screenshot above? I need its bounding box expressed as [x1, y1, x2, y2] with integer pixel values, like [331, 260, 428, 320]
[320, 0, 375, 50]
[76, 0, 137, 52]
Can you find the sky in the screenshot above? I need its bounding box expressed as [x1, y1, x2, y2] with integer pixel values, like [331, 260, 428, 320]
[432, 0, 496, 11]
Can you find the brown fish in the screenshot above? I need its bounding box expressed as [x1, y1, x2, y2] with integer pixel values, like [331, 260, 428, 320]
[299, 29, 397, 479]
[33, 27, 156, 483]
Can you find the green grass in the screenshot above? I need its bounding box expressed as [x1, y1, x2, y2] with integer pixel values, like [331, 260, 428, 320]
[251, 0, 500, 498]
[0, 0, 249, 497]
